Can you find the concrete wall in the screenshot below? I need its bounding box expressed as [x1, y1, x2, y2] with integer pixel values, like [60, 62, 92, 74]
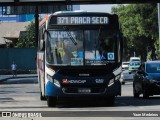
[0, 48, 36, 70]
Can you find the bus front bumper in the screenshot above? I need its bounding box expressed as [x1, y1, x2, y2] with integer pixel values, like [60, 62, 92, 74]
[45, 80, 121, 98]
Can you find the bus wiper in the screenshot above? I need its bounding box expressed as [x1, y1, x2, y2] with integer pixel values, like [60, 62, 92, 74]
[98, 26, 102, 42]
[95, 26, 102, 59]
[63, 26, 77, 46]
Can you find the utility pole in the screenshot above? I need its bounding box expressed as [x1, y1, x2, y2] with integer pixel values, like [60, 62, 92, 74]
[35, 6, 39, 48]
[158, 3, 160, 52]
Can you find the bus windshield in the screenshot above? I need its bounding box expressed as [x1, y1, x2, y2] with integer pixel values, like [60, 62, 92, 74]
[46, 28, 117, 66]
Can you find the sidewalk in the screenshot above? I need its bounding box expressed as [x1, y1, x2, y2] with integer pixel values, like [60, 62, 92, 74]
[0, 74, 37, 82]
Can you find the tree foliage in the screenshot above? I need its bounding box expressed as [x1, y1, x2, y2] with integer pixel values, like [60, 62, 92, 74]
[16, 21, 36, 48]
[112, 4, 158, 61]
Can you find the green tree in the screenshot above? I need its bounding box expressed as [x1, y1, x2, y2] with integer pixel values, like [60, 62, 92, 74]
[112, 4, 158, 61]
[16, 21, 36, 48]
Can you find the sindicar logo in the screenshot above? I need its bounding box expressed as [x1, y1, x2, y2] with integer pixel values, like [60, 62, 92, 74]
[62, 79, 86, 84]
[62, 79, 68, 84]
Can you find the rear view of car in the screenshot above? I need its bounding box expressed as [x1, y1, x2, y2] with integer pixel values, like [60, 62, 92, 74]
[133, 61, 160, 98]
[122, 62, 129, 71]
[129, 61, 141, 73]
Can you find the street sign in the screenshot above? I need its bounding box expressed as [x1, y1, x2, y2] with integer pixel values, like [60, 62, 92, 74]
[108, 53, 115, 60]
[3, 5, 72, 15]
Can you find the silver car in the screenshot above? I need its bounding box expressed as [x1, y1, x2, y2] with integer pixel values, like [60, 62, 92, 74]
[120, 70, 134, 85]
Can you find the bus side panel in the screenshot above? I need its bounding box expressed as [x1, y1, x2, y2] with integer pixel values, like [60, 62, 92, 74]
[37, 52, 45, 96]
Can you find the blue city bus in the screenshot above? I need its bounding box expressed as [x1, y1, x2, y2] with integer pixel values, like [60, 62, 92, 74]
[37, 11, 123, 107]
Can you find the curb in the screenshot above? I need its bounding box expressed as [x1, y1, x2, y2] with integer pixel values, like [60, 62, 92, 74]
[0, 75, 37, 83]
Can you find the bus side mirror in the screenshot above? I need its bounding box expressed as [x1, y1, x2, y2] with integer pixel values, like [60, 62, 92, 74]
[40, 39, 45, 51]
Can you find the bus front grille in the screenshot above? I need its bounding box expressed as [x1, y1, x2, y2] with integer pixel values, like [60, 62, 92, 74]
[62, 87, 106, 94]
[57, 69, 109, 77]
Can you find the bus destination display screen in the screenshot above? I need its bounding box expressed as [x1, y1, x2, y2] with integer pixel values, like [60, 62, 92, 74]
[51, 16, 109, 25]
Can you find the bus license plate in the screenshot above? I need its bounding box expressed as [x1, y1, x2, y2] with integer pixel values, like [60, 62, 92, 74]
[78, 88, 91, 93]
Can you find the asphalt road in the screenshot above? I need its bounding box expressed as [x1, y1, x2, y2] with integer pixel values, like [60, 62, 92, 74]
[0, 77, 160, 120]
[0, 77, 38, 84]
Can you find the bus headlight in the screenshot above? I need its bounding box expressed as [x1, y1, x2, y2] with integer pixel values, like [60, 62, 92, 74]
[47, 74, 53, 82]
[108, 78, 114, 86]
[47, 74, 61, 87]
[54, 79, 61, 87]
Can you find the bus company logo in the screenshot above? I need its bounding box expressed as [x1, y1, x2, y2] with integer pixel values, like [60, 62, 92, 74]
[62, 79, 68, 84]
[62, 79, 86, 84]
[2, 112, 12, 117]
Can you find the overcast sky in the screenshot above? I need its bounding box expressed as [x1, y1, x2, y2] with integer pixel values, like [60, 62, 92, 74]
[80, 4, 116, 13]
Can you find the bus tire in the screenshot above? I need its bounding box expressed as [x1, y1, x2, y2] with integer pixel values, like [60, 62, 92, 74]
[143, 92, 149, 99]
[122, 81, 125, 85]
[133, 86, 139, 98]
[40, 92, 46, 101]
[47, 96, 57, 107]
[106, 96, 115, 106]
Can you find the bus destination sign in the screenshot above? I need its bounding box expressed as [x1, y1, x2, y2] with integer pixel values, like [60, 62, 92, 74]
[56, 16, 108, 25]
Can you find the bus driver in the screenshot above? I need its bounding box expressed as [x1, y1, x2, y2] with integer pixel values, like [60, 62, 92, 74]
[99, 38, 109, 60]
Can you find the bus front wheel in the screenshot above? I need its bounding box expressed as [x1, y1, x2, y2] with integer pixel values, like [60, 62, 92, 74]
[105, 96, 115, 106]
[47, 96, 57, 107]
[40, 92, 46, 101]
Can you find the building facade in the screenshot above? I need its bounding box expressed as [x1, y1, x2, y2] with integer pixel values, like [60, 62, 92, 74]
[0, 7, 34, 22]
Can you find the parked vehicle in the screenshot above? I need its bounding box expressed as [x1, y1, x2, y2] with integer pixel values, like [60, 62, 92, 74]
[130, 57, 140, 62]
[128, 61, 141, 73]
[133, 61, 160, 98]
[122, 61, 130, 71]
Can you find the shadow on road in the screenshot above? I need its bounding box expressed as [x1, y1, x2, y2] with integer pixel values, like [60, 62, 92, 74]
[56, 98, 117, 108]
[0, 78, 38, 84]
[116, 96, 160, 107]
[54, 95, 160, 108]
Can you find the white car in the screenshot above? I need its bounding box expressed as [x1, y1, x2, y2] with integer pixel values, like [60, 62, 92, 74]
[128, 61, 141, 73]
[122, 62, 130, 71]
[130, 57, 141, 62]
